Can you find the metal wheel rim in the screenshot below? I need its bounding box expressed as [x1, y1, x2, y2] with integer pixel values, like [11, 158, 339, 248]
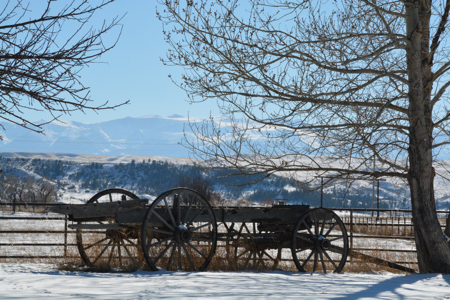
[233, 223, 282, 271]
[141, 188, 217, 271]
[76, 188, 142, 269]
[291, 208, 349, 273]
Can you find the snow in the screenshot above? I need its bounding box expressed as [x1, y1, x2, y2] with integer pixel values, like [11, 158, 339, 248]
[0, 151, 196, 165]
[0, 264, 449, 299]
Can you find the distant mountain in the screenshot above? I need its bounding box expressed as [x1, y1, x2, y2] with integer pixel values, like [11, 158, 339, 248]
[0, 115, 199, 158]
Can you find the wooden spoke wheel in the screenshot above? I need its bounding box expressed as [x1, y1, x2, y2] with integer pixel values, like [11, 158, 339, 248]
[291, 208, 349, 273]
[141, 188, 217, 271]
[233, 223, 282, 271]
[76, 188, 143, 269]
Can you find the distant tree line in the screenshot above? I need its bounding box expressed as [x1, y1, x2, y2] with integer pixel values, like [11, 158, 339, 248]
[0, 156, 409, 208]
[0, 174, 57, 206]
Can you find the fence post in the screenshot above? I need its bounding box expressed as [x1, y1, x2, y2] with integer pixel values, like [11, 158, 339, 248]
[350, 209, 353, 262]
[64, 215, 68, 257]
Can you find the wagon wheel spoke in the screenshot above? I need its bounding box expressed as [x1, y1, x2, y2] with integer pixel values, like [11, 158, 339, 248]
[182, 200, 193, 224]
[236, 248, 250, 259]
[323, 222, 338, 238]
[301, 250, 315, 269]
[107, 243, 116, 265]
[178, 244, 183, 270]
[141, 188, 217, 272]
[147, 237, 172, 249]
[323, 249, 339, 271]
[186, 241, 207, 259]
[187, 207, 206, 226]
[182, 243, 196, 270]
[263, 250, 276, 262]
[302, 220, 314, 236]
[313, 213, 319, 236]
[163, 197, 177, 228]
[191, 222, 213, 232]
[152, 241, 173, 264]
[292, 208, 349, 273]
[257, 251, 267, 269]
[166, 244, 176, 271]
[329, 236, 344, 242]
[152, 210, 175, 231]
[122, 242, 135, 260]
[175, 194, 181, 226]
[84, 237, 109, 250]
[93, 240, 113, 265]
[124, 237, 138, 247]
[320, 214, 327, 236]
[320, 252, 326, 273]
[118, 243, 123, 267]
[312, 251, 318, 272]
[76, 189, 141, 270]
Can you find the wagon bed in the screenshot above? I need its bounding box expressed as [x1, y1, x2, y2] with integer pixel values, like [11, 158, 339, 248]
[47, 188, 349, 273]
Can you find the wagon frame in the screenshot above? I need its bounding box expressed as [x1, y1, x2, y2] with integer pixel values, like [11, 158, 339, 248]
[47, 187, 349, 273]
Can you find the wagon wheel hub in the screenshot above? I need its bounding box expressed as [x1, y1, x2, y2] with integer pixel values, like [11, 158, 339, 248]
[315, 235, 331, 252]
[105, 228, 121, 241]
[174, 225, 192, 244]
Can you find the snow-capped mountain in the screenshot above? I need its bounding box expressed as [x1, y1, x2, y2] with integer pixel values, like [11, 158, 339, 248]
[0, 115, 197, 157]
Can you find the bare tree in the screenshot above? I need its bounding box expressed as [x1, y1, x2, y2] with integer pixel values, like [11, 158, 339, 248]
[177, 170, 226, 206]
[0, 0, 127, 135]
[36, 178, 56, 203]
[158, 0, 450, 272]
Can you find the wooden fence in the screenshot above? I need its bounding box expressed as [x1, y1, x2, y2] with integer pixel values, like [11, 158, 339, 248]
[0, 203, 448, 272]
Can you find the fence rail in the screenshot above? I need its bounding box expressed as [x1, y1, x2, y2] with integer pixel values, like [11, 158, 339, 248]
[0, 204, 448, 272]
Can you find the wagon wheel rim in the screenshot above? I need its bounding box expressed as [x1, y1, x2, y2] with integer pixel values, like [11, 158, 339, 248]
[291, 208, 349, 273]
[76, 188, 142, 270]
[233, 222, 282, 271]
[141, 188, 217, 271]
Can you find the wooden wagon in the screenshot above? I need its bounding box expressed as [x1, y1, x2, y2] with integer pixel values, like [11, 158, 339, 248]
[47, 188, 349, 273]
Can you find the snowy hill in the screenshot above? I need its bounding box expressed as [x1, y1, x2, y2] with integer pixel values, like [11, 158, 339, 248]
[0, 115, 199, 157]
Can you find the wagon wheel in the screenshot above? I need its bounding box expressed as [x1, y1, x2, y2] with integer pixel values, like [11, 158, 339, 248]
[76, 188, 143, 270]
[141, 188, 217, 271]
[233, 222, 282, 271]
[291, 208, 349, 273]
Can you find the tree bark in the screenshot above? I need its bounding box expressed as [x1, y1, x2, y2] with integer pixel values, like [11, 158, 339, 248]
[406, 0, 450, 273]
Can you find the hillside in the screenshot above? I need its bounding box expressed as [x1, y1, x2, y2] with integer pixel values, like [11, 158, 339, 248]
[0, 153, 417, 209]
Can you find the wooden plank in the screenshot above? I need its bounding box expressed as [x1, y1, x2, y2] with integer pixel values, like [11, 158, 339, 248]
[117, 204, 309, 225]
[68, 224, 126, 230]
[215, 205, 309, 223]
[45, 199, 148, 221]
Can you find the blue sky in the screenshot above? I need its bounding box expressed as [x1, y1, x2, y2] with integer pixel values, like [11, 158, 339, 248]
[26, 1, 220, 124]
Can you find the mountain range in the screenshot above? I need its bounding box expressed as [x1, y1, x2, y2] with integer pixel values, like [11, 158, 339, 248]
[0, 115, 195, 157]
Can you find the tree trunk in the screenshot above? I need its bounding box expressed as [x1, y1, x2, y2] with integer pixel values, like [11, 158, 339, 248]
[406, 0, 450, 273]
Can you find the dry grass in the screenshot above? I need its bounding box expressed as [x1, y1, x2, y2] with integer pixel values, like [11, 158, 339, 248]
[348, 217, 415, 237]
[0, 216, 420, 274]
[1, 206, 46, 213]
[344, 248, 418, 274]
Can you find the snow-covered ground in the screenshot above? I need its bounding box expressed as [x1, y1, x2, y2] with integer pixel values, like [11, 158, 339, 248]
[0, 263, 449, 299]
